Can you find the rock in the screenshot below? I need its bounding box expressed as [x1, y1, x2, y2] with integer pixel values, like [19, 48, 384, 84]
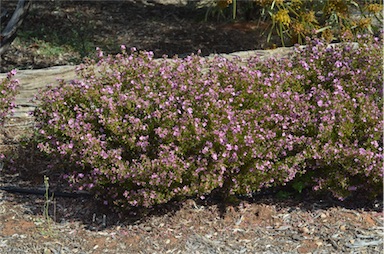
[0, 65, 77, 118]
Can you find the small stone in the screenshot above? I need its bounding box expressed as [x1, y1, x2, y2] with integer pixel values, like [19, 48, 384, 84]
[320, 213, 327, 219]
[43, 248, 51, 254]
[165, 239, 170, 244]
[143, 226, 152, 232]
[299, 227, 309, 234]
[277, 225, 290, 231]
[292, 234, 303, 241]
[205, 234, 212, 238]
[339, 225, 346, 231]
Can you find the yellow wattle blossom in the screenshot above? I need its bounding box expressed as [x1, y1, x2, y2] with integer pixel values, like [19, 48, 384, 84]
[292, 21, 305, 34]
[217, 0, 232, 9]
[275, 9, 291, 26]
[291, 0, 302, 11]
[291, 0, 302, 5]
[358, 18, 372, 29]
[274, 0, 284, 5]
[325, 0, 349, 17]
[322, 29, 334, 42]
[340, 29, 353, 42]
[367, 4, 383, 14]
[303, 11, 316, 23]
[254, 0, 274, 7]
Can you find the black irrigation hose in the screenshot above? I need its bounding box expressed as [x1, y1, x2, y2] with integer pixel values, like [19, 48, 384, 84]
[0, 185, 279, 202]
[2, 186, 378, 210]
[0, 186, 92, 198]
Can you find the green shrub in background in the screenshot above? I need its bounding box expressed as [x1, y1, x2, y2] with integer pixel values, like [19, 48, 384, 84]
[207, 0, 383, 46]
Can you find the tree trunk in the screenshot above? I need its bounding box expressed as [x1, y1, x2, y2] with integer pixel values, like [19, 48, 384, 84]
[0, 0, 32, 56]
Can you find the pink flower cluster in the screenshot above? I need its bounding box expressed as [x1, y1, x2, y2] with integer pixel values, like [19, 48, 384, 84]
[0, 70, 19, 124]
[34, 34, 383, 209]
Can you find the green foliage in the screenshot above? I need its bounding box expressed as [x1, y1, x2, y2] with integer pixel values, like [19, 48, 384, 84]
[206, 0, 383, 46]
[15, 7, 96, 62]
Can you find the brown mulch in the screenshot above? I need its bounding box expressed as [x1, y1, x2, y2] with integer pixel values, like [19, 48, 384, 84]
[0, 1, 383, 253]
[0, 164, 383, 253]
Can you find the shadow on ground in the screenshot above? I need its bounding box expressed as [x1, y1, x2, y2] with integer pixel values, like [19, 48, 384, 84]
[1, 0, 280, 72]
[1, 129, 382, 230]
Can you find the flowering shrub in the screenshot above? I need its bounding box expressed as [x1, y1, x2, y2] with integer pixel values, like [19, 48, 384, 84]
[286, 34, 383, 199]
[0, 70, 19, 124]
[34, 35, 382, 208]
